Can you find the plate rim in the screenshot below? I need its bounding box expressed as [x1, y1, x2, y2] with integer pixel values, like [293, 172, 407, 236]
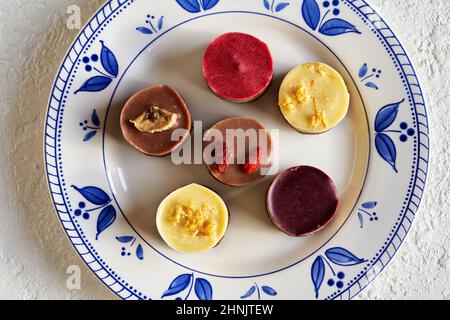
[43, 0, 430, 300]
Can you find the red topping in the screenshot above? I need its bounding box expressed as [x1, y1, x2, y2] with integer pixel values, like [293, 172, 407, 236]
[243, 147, 262, 174]
[212, 142, 229, 174]
[202, 33, 274, 103]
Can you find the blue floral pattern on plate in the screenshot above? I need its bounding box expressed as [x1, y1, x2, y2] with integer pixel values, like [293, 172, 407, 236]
[374, 99, 415, 172]
[263, 0, 290, 13]
[359, 63, 381, 90]
[162, 273, 213, 300]
[176, 0, 220, 13]
[357, 202, 379, 228]
[79, 109, 101, 142]
[75, 41, 119, 94]
[301, 0, 361, 36]
[137, 14, 165, 34]
[116, 236, 144, 260]
[311, 247, 366, 299]
[241, 283, 278, 300]
[72, 185, 116, 240]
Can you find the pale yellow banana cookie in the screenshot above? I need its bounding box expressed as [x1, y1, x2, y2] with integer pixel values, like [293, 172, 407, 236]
[278, 62, 350, 134]
[156, 184, 229, 253]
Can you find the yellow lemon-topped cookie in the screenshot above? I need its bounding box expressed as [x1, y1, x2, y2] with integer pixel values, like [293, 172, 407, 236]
[156, 184, 229, 253]
[278, 62, 350, 134]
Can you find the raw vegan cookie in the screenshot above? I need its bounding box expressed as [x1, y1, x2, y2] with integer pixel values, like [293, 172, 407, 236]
[203, 117, 272, 187]
[266, 166, 339, 237]
[278, 62, 350, 134]
[203, 32, 274, 103]
[156, 184, 229, 253]
[120, 84, 191, 156]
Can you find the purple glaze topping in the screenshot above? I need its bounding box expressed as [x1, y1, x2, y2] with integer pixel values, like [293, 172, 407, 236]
[267, 166, 339, 237]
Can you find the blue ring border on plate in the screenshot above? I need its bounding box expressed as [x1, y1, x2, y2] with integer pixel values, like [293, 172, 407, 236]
[101, 10, 371, 278]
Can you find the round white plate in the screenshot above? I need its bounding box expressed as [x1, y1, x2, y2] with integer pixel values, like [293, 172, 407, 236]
[45, 0, 429, 300]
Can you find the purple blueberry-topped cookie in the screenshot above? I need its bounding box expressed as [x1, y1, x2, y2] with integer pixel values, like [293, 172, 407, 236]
[266, 166, 339, 237]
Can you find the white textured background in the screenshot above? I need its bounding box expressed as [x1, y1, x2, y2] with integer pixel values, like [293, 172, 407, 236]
[0, 0, 448, 300]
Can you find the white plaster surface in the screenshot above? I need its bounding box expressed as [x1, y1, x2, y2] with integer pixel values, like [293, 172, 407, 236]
[0, 0, 448, 300]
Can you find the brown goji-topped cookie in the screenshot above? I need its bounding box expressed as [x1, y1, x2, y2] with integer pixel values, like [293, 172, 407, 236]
[203, 117, 272, 187]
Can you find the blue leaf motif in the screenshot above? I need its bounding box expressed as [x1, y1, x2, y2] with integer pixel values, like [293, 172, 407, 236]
[325, 248, 366, 266]
[262, 286, 277, 296]
[195, 278, 213, 300]
[263, 0, 271, 10]
[375, 99, 404, 132]
[72, 186, 111, 205]
[176, 0, 201, 13]
[362, 202, 377, 209]
[83, 131, 97, 142]
[311, 256, 325, 299]
[302, 0, 321, 31]
[359, 63, 368, 78]
[91, 109, 100, 127]
[162, 274, 192, 298]
[137, 27, 153, 34]
[158, 16, 164, 30]
[241, 286, 256, 299]
[100, 41, 119, 77]
[358, 212, 364, 228]
[275, 3, 290, 12]
[319, 19, 361, 36]
[75, 76, 113, 94]
[116, 236, 134, 243]
[201, 0, 219, 10]
[136, 244, 144, 260]
[376, 133, 398, 172]
[366, 82, 379, 90]
[96, 205, 116, 240]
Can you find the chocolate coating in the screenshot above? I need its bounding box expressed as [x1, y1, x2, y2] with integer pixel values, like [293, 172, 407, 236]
[204, 117, 272, 187]
[202, 32, 274, 103]
[266, 166, 339, 237]
[120, 85, 191, 157]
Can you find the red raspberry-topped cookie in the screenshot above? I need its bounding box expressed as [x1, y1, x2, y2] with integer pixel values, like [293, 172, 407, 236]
[202, 32, 274, 103]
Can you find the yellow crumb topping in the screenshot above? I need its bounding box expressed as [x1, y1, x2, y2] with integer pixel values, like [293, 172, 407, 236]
[294, 84, 308, 105]
[280, 84, 310, 113]
[310, 98, 328, 129]
[304, 63, 330, 77]
[280, 97, 296, 113]
[171, 201, 217, 237]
